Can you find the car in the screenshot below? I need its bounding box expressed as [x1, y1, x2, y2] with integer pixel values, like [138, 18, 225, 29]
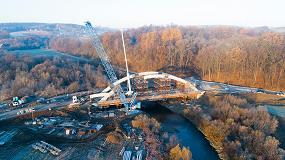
[12, 101, 19, 107]
[256, 88, 264, 93]
[37, 97, 46, 103]
[277, 91, 285, 96]
[17, 110, 24, 115]
[25, 108, 33, 113]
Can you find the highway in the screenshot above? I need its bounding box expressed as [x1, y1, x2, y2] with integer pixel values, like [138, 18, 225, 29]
[0, 90, 92, 121]
[0, 100, 72, 121]
[187, 77, 285, 95]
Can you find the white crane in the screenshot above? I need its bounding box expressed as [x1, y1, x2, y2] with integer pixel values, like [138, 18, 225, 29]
[85, 21, 137, 111]
[121, 29, 132, 96]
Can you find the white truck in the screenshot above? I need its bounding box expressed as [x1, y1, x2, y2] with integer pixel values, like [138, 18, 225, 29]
[12, 97, 24, 107]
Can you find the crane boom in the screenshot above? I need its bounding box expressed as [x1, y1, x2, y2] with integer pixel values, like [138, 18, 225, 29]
[121, 30, 132, 95]
[85, 21, 130, 110]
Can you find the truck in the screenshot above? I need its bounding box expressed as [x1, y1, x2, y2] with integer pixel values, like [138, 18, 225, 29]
[11, 97, 24, 107]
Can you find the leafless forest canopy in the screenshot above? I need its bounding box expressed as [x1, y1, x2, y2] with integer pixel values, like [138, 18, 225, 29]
[183, 94, 284, 159]
[0, 25, 284, 100]
[50, 25, 285, 91]
[0, 54, 106, 100]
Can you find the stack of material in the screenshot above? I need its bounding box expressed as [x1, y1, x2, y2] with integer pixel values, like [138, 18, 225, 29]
[32, 141, 62, 156]
[123, 151, 132, 160]
[133, 77, 148, 92]
[136, 150, 143, 160]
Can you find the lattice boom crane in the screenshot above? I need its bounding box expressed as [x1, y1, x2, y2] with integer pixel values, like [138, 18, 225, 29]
[85, 21, 132, 110]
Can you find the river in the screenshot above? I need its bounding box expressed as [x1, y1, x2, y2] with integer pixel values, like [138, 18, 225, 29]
[142, 102, 219, 160]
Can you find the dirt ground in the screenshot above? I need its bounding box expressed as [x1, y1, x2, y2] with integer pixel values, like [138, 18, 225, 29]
[0, 106, 148, 160]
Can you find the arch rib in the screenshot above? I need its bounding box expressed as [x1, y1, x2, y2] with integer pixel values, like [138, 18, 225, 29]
[90, 71, 200, 102]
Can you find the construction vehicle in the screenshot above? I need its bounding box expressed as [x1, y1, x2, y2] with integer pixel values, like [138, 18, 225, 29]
[11, 97, 24, 107]
[84, 21, 139, 112]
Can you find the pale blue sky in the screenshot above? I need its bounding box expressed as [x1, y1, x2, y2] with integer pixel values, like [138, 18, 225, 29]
[0, 0, 284, 28]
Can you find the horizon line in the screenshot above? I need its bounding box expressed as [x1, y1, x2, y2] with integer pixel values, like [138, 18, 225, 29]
[0, 21, 284, 29]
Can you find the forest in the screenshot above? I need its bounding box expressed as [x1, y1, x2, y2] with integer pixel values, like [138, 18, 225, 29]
[0, 36, 49, 50]
[1, 25, 284, 102]
[0, 52, 106, 101]
[50, 25, 285, 91]
[184, 94, 284, 159]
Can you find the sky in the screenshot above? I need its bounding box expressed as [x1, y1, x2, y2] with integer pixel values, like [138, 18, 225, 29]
[0, 0, 284, 28]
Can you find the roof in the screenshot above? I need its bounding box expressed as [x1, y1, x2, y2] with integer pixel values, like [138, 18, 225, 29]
[90, 124, 103, 131]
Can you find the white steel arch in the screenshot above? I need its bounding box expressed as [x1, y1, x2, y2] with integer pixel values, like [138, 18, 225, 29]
[90, 71, 200, 102]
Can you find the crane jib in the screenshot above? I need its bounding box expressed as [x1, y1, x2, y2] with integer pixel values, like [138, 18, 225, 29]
[85, 22, 132, 110]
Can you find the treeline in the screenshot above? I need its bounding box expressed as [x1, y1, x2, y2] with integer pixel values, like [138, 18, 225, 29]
[0, 36, 49, 50]
[0, 23, 111, 51]
[0, 31, 9, 39]
[0, 53, 106, 100]
[184, 94, 284, 159]
[50, 25, 285, 91]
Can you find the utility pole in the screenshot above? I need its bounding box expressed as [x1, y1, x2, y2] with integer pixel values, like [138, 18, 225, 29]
[121, 29, 132, 96]
[88, 106, 91, 120]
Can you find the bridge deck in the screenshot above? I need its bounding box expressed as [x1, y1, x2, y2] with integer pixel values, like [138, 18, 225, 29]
[95, 92, 200, 107]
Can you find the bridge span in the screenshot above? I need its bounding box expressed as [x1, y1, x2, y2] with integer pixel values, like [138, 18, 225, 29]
[90, 71, 204, 107]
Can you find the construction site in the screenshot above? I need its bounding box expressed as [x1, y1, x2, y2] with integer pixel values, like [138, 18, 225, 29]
[0, 22, 212, 160]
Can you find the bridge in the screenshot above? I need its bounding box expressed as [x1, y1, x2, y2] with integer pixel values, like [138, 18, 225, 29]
[89, 71, 205, 107]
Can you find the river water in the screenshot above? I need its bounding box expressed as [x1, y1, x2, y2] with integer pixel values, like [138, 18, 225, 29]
[142, 102, 219, 160]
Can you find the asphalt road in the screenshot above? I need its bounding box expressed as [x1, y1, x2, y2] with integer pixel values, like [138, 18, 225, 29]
[0, 90, 92, 121]
[186, 77, 285, 95]
[0, 100, 72, 121]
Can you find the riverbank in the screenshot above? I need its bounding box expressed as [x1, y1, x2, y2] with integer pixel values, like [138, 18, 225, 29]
[142, 102, 219, 160]
[161, 100, 225, 160]
[163, 92, 285, 160]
